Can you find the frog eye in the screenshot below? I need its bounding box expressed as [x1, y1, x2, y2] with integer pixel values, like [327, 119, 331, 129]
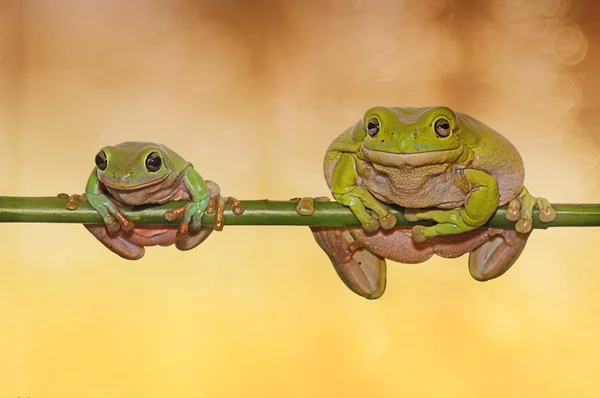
[145, 152, 162, 172]
[366, 118, 380, 137]
[95, 151, 107, 171]
[434, 119, 451, 137]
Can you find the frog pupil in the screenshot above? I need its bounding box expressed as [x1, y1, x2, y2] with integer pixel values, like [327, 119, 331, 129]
[146, 152, 162, 172]
[95, 151, 107, 170]
[367, 119, 380, 136]
[435, 119, 451, 137]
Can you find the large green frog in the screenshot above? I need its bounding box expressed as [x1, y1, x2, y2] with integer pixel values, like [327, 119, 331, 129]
[301, 106, 556, 299]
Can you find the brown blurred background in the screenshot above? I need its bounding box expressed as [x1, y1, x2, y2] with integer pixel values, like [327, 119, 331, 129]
[1, 0, 600, 397]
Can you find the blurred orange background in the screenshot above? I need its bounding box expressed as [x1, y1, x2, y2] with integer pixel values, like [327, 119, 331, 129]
[1, 0, 600, 397]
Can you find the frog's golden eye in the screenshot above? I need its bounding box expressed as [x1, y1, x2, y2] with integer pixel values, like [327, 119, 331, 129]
[95, 151, 107, 171]
[366, 118, 380, 137]
[434, 119, 451, 138]
[146, 152, 162, 172]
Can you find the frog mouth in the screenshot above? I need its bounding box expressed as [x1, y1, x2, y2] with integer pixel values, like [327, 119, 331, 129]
[101, 173, 171, 191]
[359, 146, 466, 167]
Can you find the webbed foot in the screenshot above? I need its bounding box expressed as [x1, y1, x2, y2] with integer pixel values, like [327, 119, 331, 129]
[333, 186, 397, 233]
[205, 195, 244, 231]
[310, 227, 386, 300]
[404, 208, 476, 243]
[469, 228, 529, 281]
[505, 187, 556, 233]
[165, 182, 244, 251]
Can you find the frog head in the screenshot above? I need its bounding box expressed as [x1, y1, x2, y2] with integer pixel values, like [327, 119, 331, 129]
[357, 106, 477, 167]
[94, 141, 187, 190]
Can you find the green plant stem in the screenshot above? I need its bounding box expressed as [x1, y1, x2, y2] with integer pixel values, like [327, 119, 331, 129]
[0, 196, 599, 229]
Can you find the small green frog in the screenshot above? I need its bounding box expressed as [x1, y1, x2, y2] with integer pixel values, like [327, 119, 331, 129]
[298, 106, 556, 299]
[61, 141, 243, 260]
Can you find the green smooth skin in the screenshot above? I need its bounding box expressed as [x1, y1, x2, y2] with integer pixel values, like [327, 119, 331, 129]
[325, 106, 555, 239]
[80, 141, 218, 259]
[86, 142, 211, 233]
[310, 106, 556, 299]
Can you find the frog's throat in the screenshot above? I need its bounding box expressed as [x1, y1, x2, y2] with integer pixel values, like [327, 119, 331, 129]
[100, 172, 171, 191]
[358, 145, 469, 167]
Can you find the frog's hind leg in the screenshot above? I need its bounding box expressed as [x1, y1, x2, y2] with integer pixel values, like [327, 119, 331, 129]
[310, 227, 386, 300]
[84, 225, 145, 260]
[468, 228, 529, 281]
[175, 226, 213, 251]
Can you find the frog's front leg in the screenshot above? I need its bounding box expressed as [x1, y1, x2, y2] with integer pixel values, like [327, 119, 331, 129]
[174, 181, 243, 251]
[468, 228, 529, 281]
[331, 153, 397, 233]
[164, 172, 243, 251]
[85, 170, 134, 234]
[310, 227, 387, 300]
[406, 169, 499, 243]
[505, 187, 556, 233]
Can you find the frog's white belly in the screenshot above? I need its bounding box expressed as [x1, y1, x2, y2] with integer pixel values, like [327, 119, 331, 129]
[357, 161, 469, 209]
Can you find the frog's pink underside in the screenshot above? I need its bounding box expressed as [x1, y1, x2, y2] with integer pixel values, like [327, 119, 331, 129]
[353, 227, 523, 263]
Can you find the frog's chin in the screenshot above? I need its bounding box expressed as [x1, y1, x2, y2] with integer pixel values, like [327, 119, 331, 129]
[100, 173, 171, 191]
[359, 146, 465, 167]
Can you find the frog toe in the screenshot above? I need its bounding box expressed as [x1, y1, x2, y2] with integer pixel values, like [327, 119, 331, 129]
[411, 225, 427, 243]
[536, 198, 556, 223]
[378, 212, 397, 230]
[293, 197, 315, 216]
[403, 208, 420, 223]
[539, 206, 556, 223]
[226, 197, 245, 215]
[505, 199, 521, 222]
[311, 227, 386, 299]
[469, 229, 529, 281]
[362, 218, 381, 235]
[59, 193, 84, 210]
[515, 217, 533, 234]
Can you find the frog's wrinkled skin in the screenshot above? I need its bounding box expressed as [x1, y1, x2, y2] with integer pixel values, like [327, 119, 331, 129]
[62, 141, 243, 260]
[301, 106, 556, 299]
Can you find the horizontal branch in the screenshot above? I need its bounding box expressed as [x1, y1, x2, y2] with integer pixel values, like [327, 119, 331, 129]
[0, 196, 599, 229]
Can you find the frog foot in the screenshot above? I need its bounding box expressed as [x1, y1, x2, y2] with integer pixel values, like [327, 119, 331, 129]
[333, 186, 396, 234]
[166, 195, 243, 237]
[206, 195, 244, 231]
[290, 196, 331, 216]
[310, 227, 386, 299]
[165, 201, 204, 238]
[58, 192, 88, 210]
[469, 228, 530, 281]
[374, 211, 397, 230]
[505, 187, 556, 233]
[406, 208, 474, 243]
[82, 192, 134, 235]
[403, 208, 420, 222]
